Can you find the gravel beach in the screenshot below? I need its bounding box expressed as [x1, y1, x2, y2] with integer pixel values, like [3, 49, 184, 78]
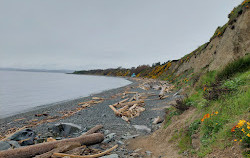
[0, 77, 177, 157]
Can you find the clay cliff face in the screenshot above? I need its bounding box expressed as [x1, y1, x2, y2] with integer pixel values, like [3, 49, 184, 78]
[173, 8, 249, 76]
[74, 3, 249, 79]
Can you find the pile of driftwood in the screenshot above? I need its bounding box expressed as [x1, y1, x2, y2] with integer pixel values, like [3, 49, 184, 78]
[0, 125, 118, 158]
[60, 97, 105, 118]
[109, 92, 146, 123]
[137, 79, 174, 99]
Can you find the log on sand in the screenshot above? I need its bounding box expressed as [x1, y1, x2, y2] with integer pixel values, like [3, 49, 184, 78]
[159, 85, 167, 99]
[112, 98, 129, 107]
[34, 142, 81, 158]
[108, 105, 121, 116]
[52, 144, 118, 158]
[0, 125, 104, 158]
[117, 105, 129, 113]
[118, 100, 144, 107]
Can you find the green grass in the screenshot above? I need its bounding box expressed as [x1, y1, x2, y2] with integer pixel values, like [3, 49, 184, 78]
[216, 54, 250, 80]
[189, 69, 250, 157]
[178, 132, 192, 154]
[197, 71, 217, 88]
[164, 107, 181, 128]
[172, 54, 250, 157]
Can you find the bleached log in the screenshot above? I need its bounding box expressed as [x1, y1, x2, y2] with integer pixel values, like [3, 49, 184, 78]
[125, 91, 138, 94]
[136, 107, 145, 113]
[52, 144, 118, 158]
[112, 98, 129, 107]
[109, 105, 121, 116]
[128, 104, 138, 111]
[119, 100, 144, 107]
[117, 105, 129, 114]
[121, 116, 130, 123]
[159, 85, 167, 99]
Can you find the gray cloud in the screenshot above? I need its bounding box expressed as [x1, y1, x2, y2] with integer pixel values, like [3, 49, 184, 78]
[0, 0, 243, 70]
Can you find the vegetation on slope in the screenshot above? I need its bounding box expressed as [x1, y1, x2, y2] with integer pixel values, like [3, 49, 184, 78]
[167, 54, 250, 157]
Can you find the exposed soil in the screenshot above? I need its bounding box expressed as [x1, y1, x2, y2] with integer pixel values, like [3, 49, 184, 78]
[127, 108, 197, 158]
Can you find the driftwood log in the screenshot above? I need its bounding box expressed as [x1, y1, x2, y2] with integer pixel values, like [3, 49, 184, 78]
[112, 98, 129, 107]
[52, 144, 118, 158]
[109, 105, 121, 116]
[34, 142, 81, 158]
[159, 85, 167, 99]
[118, 100, 144, 107]
[0, 125, 104, 158]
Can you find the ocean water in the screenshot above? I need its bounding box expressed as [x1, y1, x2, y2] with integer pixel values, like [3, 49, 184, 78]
[0, 70, 131, 118]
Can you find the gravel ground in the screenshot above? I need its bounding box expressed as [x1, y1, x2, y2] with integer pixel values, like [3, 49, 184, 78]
[0, 78, 176, 157]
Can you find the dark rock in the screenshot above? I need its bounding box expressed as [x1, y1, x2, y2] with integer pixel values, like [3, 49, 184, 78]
[8, 128, 36, 146]
[0, 141, 20, 151]
[0, 141, 11, 151]
[117, 140, 124, 145]
[48, 123, 82, 137]
[8, 141, 20, 148]
[103, 133, 116, 143]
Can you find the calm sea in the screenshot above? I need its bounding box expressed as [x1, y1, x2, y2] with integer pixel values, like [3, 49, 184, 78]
[0, 70, 131, 118]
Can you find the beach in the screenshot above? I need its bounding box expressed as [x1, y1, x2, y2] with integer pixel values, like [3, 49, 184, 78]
[0, 77, 177, 157]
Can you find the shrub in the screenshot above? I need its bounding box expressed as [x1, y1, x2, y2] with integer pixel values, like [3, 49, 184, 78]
[222, 77, 245, 90]
[231, 120, 250, 148]
[173, 99, 191, 112]
[216, 54, 250, 80]
[188, 120, 201, 136]
[200, 112, 224, 144]
[203, 82, 231, 100]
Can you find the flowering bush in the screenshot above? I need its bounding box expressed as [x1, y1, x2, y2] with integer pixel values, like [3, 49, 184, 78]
[231, 120, 250, 148]
[201, 111, 218, 122]
[200, 111, 223, 143]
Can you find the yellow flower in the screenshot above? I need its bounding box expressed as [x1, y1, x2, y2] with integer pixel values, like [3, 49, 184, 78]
[238, 120, 246, 128]
[247, 126, 250, 130]
[215, 111, 218, 114]
[247, 133, 250, 137]
[241, 128, 245, 133]
[234, 139, 237, 141]
[247, 122, 250, 126]
[240, 139, 242, 142]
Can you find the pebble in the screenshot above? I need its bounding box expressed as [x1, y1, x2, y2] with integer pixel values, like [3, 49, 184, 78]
[100, 154, 119, 158]
[145, 151, 152, 156]
[117, 140, 124, 145]
[103, 133, 116, 143]
[121, 134, 140, 140]
[133, 125, 151, 134]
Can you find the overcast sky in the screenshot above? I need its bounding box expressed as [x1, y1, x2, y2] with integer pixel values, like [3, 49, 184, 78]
[0, 0, 243, 70]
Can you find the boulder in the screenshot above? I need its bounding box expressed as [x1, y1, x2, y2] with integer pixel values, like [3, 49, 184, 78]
[48, 123, 82, 137]
[0, 141, 11, 151]
[0, 141, 20, 151]
[8, 128, 36, 146]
